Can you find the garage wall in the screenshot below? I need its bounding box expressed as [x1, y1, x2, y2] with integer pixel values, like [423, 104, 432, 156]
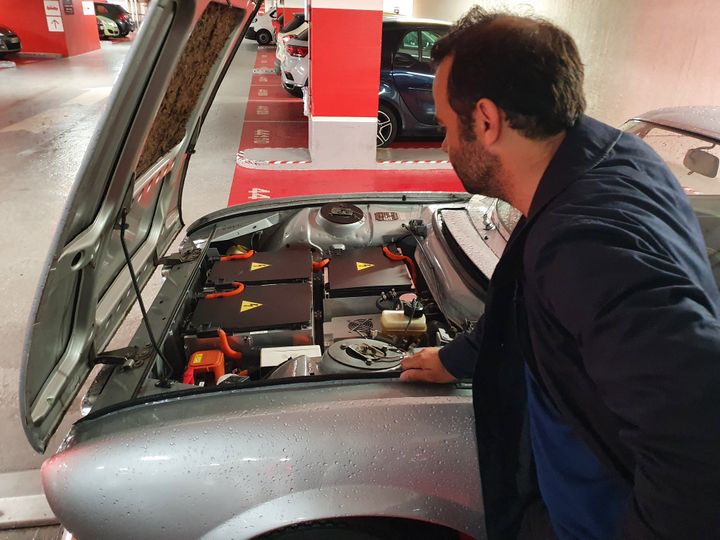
[63, 0, 101, 57]
[413, 0, 720, 127]
[0, 0, 67, 55]
[0, 0, 99, 56]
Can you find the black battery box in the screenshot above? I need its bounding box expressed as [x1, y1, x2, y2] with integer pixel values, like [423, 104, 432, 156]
[206, 249, 312, 288]
[326, 247, 413, 297]
[187, 282, 313, 334]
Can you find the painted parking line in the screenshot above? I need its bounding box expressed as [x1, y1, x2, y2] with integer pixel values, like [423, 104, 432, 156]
[239, 122, 308, 149]
[244, 101, 305, 122]
[254, 50, 276, 69]
[249, 84, 302, 101]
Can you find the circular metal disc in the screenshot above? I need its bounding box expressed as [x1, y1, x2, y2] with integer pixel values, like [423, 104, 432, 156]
[325, 338, 404, 371]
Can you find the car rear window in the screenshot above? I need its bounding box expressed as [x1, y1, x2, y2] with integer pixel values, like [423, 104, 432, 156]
[281, 14, 305, 33]
[296, 28, 309, 41]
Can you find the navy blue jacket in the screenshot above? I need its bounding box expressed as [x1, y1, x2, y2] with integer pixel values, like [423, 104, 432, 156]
[439, 115, 720, 539]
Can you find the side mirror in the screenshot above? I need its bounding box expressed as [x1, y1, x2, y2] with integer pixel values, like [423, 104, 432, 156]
[684, 148, 719, 178]
[394, 52, 416, 68]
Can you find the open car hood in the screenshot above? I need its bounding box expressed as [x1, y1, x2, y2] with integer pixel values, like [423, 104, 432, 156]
[20, 0, 261, 453]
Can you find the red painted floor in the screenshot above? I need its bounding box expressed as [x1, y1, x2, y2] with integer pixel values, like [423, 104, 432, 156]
[229, 167, 462, 205]
[229, 47, 459, 207]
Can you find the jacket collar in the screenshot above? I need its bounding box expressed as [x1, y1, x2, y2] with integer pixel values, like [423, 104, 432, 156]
[527, 115, 623, 219]
[491, 116, 622, 284]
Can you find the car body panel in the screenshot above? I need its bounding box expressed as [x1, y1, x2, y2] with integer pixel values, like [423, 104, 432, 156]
[280, 30, 308, 90]
[20, 0, 260, 453]
[0, 24, 22, 54]
[42, 379, 483, 539]
[631, 106, 720, 142]
[275, 20, 308, 70]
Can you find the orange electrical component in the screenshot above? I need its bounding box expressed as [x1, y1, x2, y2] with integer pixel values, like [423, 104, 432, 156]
[382, 246, 417, 288]
[220, 250, 255, 262]
[205, 281, 245, 299]
[312, 258, 330, 271]
[217, 328, 243, 361]
[183, 350, 225, 385]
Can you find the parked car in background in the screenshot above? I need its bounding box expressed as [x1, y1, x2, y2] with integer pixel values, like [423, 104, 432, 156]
[94, 2, 136, 37]
[246, 5, 277, 45]
[377, 17, 450, 146]
[280, 27, 308, 97]
[97, 15, 120, 40]
[275, 16, 450, 148]
[274, 13, 307, 74]
[0, 25, 21, 57]
[19, 0, 720, 537]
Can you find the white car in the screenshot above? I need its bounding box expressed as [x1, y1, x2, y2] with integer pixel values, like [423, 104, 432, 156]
[275, 15, 307, 74]
[280, 28, 308, 97]
[247, 5, 277, 45]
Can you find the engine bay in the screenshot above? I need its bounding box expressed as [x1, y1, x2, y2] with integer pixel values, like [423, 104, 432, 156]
[162, 200, 472, 389]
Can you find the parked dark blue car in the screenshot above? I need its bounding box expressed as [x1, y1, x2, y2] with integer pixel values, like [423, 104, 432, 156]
[378, 18, 451, 147]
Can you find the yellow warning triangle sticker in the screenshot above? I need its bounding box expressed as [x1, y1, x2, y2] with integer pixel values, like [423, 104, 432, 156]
[356, 262, 375, 271]
[250, 262, 271, 271]
[240, 300, 263, 313]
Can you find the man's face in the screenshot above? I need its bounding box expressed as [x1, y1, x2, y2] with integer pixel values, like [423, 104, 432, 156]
[433, 57, 504, 199]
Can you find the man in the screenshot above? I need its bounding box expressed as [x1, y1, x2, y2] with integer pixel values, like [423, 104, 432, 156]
[400, 7, 720, 540]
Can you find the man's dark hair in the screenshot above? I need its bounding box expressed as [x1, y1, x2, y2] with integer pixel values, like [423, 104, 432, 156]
[432, 7, 586, 140]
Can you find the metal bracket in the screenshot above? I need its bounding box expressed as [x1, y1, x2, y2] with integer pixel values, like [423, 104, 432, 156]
[157, 247, 201, 266]
[92, 345, 153, 372]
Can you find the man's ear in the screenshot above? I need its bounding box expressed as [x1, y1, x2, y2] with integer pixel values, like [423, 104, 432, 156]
[473, 98, 503, 146]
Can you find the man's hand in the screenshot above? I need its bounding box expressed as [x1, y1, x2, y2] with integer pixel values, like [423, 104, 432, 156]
[400, 347, 457, 383]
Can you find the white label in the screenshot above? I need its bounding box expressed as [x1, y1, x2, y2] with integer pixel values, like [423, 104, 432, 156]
[46, 16, 64, 32]
[81, 1, 95, 15]
[44, 0, 62, 16]
[248, 188, 271, 200]
[253, 129, 270, 144]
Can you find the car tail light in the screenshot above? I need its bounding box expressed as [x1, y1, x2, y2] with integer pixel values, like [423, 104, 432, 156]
[287, 45, 308, 58]
[118, 14, 127, 21]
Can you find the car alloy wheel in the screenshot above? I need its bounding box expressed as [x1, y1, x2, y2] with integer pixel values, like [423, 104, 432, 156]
[377, 104, 397, 148]
[257, 29, 272, 45]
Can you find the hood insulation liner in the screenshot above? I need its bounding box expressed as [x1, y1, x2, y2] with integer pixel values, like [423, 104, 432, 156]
[136, 2, 244, 175]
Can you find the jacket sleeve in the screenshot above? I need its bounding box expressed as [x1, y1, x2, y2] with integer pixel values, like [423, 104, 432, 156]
[530, 220, 720, 539]
[438, 315, 484, 379]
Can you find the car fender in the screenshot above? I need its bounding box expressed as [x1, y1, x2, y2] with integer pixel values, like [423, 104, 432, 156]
[202, 484, 481, 539]
[42, 381, 483, 539]
[379, 80, 403, 129]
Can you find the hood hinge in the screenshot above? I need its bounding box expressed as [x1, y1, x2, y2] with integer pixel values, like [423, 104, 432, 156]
[92, 345, 154, 372]
[157, 247, 202, 267]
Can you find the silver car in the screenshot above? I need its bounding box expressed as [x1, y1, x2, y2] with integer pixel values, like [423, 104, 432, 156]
[19, 0, 720, 538]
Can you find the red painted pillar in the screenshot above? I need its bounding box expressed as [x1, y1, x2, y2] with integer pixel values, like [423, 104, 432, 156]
[309, 0, 383, 168]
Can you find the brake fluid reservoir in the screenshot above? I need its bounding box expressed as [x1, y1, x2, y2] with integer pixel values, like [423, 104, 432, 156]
[381, 310, 427, 335]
